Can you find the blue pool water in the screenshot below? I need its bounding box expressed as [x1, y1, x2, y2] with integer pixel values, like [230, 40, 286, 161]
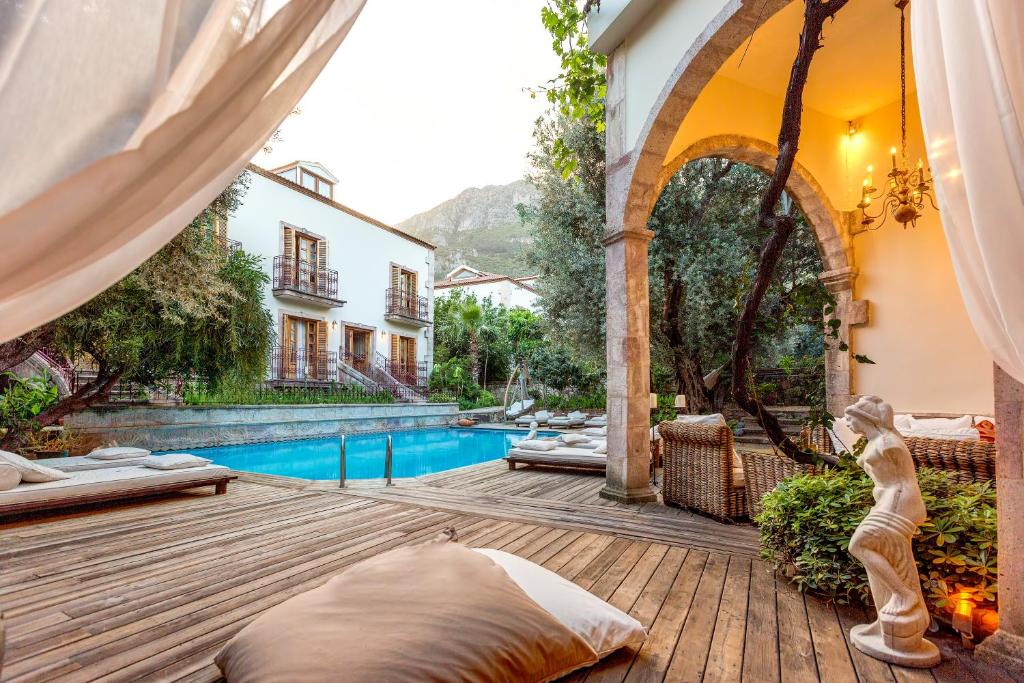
[170, 428, 554, 480]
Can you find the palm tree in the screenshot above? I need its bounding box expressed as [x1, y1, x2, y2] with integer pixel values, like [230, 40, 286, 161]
[457, 301, 484, 382]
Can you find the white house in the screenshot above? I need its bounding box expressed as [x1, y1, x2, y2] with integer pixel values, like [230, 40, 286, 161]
[434, 265, 538, 311]
[226, 161, 435, 395]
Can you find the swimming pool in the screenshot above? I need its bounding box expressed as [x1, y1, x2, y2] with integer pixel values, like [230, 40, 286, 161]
[171, 427, 552, 480]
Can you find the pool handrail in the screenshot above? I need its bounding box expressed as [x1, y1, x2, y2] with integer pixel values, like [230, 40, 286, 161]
[338, 434, 346, 489]
[384, 434, 394, 486]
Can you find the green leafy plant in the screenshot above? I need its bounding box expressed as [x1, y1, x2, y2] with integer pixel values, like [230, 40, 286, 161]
[0, 372, 59, 432]
[182, 381, 393, 406]
[757, 459, 998, 614]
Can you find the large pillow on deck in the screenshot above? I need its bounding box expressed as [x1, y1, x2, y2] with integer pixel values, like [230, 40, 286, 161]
[214, 533, 598, 683]
[559, 433, 591, 446]
[518, 439, 558, 452]
[88, 446, 151, 460]
[474, 548, 646, 657]
[584, 427, 607, 437]
[0, 450, 70, 483]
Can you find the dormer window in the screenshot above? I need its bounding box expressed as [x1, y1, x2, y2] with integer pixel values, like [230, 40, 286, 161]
[271, 161, 338, 200]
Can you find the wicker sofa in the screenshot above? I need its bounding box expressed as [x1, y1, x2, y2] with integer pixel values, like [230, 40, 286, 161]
[740, 426, 997, 516]
[659, 420, 747, 521]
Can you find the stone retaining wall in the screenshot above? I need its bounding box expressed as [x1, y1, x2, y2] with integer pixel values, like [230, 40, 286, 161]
[65, 403, 461, 450]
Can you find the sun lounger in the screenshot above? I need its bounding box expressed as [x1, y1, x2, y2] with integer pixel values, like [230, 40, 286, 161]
[583, 414, 607, 428]
[505, 447, 607, 472]
[0, 464, 235, 515]
[514, 410, 552, 426]
[548, 410, 587, 428]
[505, 399, 535, 420]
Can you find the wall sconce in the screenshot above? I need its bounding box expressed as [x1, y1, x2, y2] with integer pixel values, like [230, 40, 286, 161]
[649, 393, 658, 411]
[847, 120, 859, 137]
[674, 394, 687, 415]
[331, 321, 338, 331]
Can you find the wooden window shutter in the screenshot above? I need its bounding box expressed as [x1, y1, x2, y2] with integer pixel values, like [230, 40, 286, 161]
[282, 226, 295, 283]
[390, 334, 399, 364]
[409, 336, 417, 370]
[390, 265, 400, 290]
[316, 320, 328, 379]
[317, 239, 328, 272]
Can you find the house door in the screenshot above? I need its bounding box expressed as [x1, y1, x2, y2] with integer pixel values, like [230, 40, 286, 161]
[345, 328, 371, 373]
[284, 316, 319, 379]
[295, 234, 318, 291]
[390, 334, 417, 384]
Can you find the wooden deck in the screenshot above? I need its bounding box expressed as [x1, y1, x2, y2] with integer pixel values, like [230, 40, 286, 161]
[0, 462, 1015, 682]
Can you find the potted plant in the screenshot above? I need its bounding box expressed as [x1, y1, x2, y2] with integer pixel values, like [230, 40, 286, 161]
[21, 426, 88, 459]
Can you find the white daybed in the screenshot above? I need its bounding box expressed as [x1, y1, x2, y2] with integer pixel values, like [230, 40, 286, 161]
[504, 446, 607, 472]
[548, 411, 587, 428]
[0, 464, 235, 516]
[515, 410, 553, 427]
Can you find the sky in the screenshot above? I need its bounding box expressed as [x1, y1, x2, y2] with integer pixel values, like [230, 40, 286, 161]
[255, 0, 561, 225]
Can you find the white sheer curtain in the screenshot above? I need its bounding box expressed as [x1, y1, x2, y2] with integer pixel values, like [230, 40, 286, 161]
[0, 0, 366, 342]
[912, 0, 1024, 383]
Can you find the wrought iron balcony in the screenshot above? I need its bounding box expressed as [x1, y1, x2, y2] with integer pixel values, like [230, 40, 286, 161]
[272, 256, 344, 307]
[384, 288, 430, 326]
[270, 346, 338, 383]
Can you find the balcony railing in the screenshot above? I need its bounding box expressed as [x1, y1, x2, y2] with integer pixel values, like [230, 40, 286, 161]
[385, 288, 430, 324]
[270, 346, 338, 382]
[379, 353, 429, 390]
[273, 255, 341, 303]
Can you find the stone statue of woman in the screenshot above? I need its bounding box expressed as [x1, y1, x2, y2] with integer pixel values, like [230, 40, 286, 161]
[844, 396, 940, 668]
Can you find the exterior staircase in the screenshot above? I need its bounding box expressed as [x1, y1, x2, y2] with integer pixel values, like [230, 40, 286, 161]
[723, 405, 811, 447]
[340, 351, 427, 403]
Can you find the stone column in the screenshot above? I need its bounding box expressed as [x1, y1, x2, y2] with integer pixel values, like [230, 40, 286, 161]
[978, 365, 1024, 669]
[600, 46, 657, 504]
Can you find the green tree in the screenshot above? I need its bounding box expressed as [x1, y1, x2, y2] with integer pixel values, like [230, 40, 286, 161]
[0, 173, 273, 445]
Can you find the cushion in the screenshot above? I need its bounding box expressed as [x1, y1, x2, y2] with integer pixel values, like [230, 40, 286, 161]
[535, 411, 553, 420]
[584, 427, 607, 437]
[473, 548, 646, 657]
[894, 414, 914, 433]
[674, 413, 727, 426]
[0, 450, 70, 483]
[975, 419, 996, 443]
[911, 414, 972, 431]
[567, 411, 587, 420]
[88, 446, 151, 460]
[518, 439, 558, 452]
[593, 443, 607, 454]
[903, 427, 980, 441]
[828, 416, 862, 454]
[0, 463, 20, 491]
[559, 434, 591, 446]
[142, 454, 212, 470]
[974, 415, 995, 426]
[215, 534, 598, 683]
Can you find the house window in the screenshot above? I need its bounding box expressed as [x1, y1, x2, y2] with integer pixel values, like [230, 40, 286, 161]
[299, 169, 333, 199]
[390, 334, 417, 382]
[389, 265, 418, 314]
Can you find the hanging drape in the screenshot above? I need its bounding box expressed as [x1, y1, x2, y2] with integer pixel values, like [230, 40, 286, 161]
[0, 0, 366, 342]
[912, 0, 1024, 384]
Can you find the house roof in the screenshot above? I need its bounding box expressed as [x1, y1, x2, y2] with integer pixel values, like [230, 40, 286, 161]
[268, 160, 340, 184]
[246, 163, 435, 250]
[434, 269, 538, 293]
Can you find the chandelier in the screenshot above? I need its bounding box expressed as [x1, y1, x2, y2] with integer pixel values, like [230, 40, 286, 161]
[857, 0, 936, 229]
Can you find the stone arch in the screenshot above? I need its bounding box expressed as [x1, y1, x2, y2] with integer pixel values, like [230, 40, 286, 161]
[659, 134, 851, 276]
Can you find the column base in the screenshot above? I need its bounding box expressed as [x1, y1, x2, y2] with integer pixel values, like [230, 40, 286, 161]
[600, 484, 659, 504]
[977, 629, 1024, 671]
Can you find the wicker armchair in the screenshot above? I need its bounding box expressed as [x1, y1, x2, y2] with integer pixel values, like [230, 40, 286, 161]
[659, 420, 747, 521]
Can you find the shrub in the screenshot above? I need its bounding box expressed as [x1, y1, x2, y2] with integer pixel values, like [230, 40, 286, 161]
[533, 391, 606, 412]
[0, 372, 59, 432]
[757, 458, 998, 615]
[182, 381, 393, 405]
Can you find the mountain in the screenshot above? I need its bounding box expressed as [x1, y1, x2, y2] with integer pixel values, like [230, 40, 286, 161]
[397, 180, 538, 278]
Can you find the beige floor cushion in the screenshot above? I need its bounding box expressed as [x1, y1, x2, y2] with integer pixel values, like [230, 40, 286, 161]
[87, 446, 151, 460]
[474, 548, 647, 657]
[0, 463, 19, 491]
[142, 454, 212, 470]
[214, 533, 598, 682]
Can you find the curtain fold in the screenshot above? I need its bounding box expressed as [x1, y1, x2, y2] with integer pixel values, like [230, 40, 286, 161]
[911, 0, 1024, 384]
[0, 0, 366, 342]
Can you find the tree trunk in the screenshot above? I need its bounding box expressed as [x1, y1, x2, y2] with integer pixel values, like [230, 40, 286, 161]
[730, 0, 848, 465]
[660, 261, 712, 413]
[467, 332, 481, 384]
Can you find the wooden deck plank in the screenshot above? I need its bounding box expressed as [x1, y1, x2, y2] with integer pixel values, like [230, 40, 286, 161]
[0, 460, 1008, 683]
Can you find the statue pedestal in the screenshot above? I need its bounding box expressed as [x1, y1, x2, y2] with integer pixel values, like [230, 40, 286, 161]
[850, 622, 940, 668]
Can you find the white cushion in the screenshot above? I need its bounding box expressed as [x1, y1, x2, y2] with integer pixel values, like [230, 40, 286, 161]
[516, 440, 558, 452]
[593, 443, 607, 454]
[902, 427, 980, 441]
[0, 463, 20, 491]
[911, 415, 972, 431]
[559, 434, 591, 446]
[828, 416, 862, 453]
[974, 415, 995, 426]
[534, 411, 552, 420]
[473, 549, 646, 657]
[583, 427, 607, 437]
[0, 464, 229, 505]
[88, 446, 152, 460]
[674, 413, 727, 426]
[894, 414, 914, 433]
[142, 454, 212, 470]
[567, 411, 587, 420]
[0, 449, 70, 483]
